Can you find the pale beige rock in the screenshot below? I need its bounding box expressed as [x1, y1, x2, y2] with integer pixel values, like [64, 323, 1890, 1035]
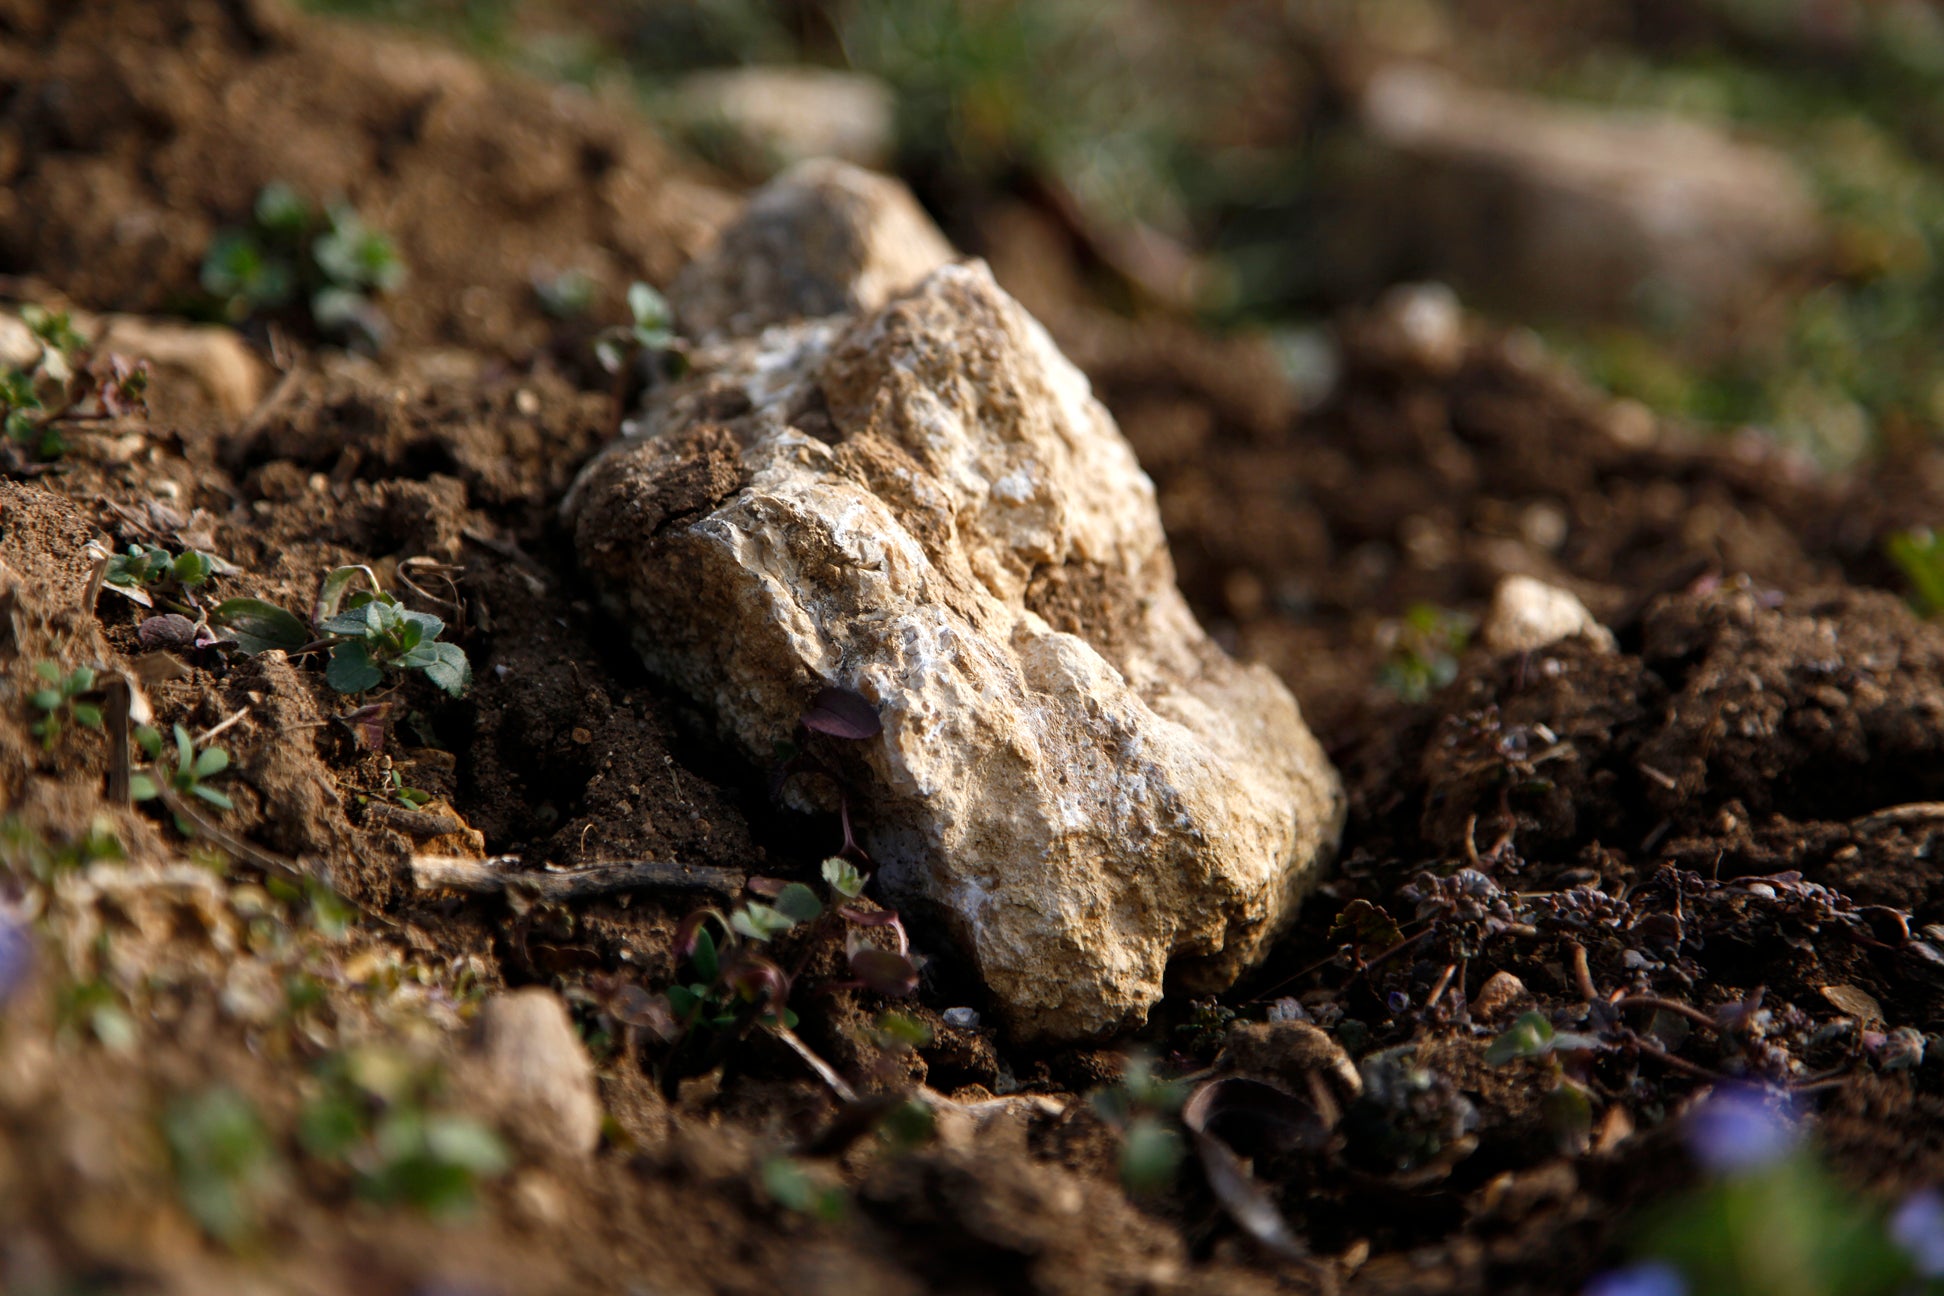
[1482, 575, 1615, 656]
[1334, 62, 1824, 323]
[1471, 970, 1531, 1022]
[672, 157, 955, 341]
[663, 66, 895, 179]
[471, 988, 602, 1158]
[570, 164, 1343, 1043]
[93, 315, 266, 423]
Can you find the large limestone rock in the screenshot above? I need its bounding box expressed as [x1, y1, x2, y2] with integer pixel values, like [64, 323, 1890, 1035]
[568, 164, 1343, 1042]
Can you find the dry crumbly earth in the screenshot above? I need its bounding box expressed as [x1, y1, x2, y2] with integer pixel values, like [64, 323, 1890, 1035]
[3, 3, 1944, 1295]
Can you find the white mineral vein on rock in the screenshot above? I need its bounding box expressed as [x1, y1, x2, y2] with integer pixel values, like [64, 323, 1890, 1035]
[568, 161, 1344, 1041]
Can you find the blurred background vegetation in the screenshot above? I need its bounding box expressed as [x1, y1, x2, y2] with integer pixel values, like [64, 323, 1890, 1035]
[299, 0, 1944, 469]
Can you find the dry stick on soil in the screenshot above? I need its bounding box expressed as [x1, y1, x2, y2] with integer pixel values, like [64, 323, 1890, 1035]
[1568, 940, 1600, 1004]
[1612, 994, 1726, 1034]
[1852, 802, 1944, 831]
[102, 674, 135, 805]
[411, 853, 747, 900]
[774, 1025, 859, 1104]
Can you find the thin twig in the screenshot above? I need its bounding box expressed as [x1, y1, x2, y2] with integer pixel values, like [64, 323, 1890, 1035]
[411, 854, 746, 900]
[1631, 1037, 1731, 1083]
[1425, 963, 1457, 1011]
[1614, 995, 1725, 1034]
[102, 675, 133, 806]
[772, 1025, 858, 1103]
[1568, 940, 1599, 1003]
[1853, 802, 1944, 832]
[195, 706, 251, 746]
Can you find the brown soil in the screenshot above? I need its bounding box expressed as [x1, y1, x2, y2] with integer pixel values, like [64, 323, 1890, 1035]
[4, 4, 1944, 1295]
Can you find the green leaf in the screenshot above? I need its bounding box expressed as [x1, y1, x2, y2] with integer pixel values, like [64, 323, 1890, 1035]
[209, 598, 309, 656]
[398, 609, 445, 642]
[67, 666, 96, 694]
[172, 551, 215, 586]
[172, 724, 194, 776]
[773, 882, 824, 923]
[821, 856, 866, 898]
[423, 1115, 510, 1176]
[135, 724, 163, 759]
[326, 641, 384, 694]
[297, 1091, 364, 1160]
[666, 984, 701, 1016]
[691, 926, 719, 982]
[129, 773, 160, 802]
[316, 565, 379, 624]
[34, 660, 60, 683]
[193, 746, 230, 779]
[1484, 1011, 1557, 1066]
[30, 688, 60, 712]
[627, 281, 670, 331]
[418, 642, 471, 697]
[70, 703, 103, 728]
[731, 903, 794, 943]
[254, 182, 310, 238]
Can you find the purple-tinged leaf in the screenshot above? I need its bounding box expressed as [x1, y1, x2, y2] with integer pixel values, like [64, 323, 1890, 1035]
[848, 947, 918, 997]
[611, 985, 679, 1042]
[723, 954, 792, 1009]
[139, 614, 202, 651]
[745, 876, 789, 898]
[338, 702, 392, 752]
[1182, 1080, 1311, 1261]
[676, 909, 726, 963]
[1182, 1077, 1332, 1158]
[800, 686, 881, 740]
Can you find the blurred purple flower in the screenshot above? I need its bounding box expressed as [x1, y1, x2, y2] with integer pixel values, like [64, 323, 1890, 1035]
[0, 908, 32, 1003]
[1892, 1189, 1944, 1278]
[1685, 1087, 1799, 1175]
[1387, 990, 1411, 1015]
[1583, 1260, 1687, 1296]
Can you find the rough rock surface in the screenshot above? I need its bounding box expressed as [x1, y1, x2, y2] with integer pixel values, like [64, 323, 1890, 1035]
[569, 164, 1343, 1043]
[671, 158, 955, 342]
[1331, 62, 1823, 323]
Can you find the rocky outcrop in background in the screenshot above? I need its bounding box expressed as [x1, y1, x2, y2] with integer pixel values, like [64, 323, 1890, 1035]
[568, 162, 1344, 1042]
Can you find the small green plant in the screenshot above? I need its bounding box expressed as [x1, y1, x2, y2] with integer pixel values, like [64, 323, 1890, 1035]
[1889, 528, 1944, 618]
[131, 724, 235, 828]
[761, 1155, 848, 1221]
[27, 661, 103, 750]
[1091, 1053, 1189, 1195]
[202, 183, 405, 348]
[0, 815, 123, 883]
[593, 281, 677, 377]
[98, 541, 219, 609]
[319, 591, 471, 698]
[164, 1087, 282, 1247]
[1379, 603, 1475, 702]
[53, 977, 137, 1051]
[662, 858, 919, 1054]
[1482, 1010, 1602, 1154]
[388, 768, 432, 809]
[2, 305, 148, 461]
[297, 1047, 508, 1217]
